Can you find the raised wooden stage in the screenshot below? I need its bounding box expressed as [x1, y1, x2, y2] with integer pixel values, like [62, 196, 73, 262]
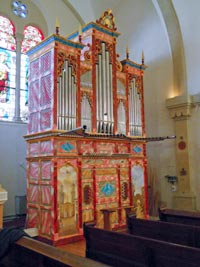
[58, 239, 86, 258]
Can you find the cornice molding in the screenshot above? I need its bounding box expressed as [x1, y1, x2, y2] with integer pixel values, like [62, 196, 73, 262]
[166, 94, 193, 119]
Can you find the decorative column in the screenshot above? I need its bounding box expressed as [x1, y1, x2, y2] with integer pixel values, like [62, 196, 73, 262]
[13, 33, 23, 122]
[166, 94, 196, 210]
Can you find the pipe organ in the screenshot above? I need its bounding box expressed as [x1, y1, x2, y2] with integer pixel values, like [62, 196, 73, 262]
[25, 10, 148, 245]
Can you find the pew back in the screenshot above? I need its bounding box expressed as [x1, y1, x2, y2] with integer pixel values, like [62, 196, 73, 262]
[127, 215, 200, 247]
[0, 235, 110, 267]
[84, 222, 200, 267]
[159, 207, 200, 226]
[84, 222, 151, 267]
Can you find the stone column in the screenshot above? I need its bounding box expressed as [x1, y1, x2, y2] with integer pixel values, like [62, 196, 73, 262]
[13, 33, 23, 122]
[166, 94, 196, 210]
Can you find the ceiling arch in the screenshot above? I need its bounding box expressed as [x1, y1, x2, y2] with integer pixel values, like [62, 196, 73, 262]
[153, 0, 187, 96]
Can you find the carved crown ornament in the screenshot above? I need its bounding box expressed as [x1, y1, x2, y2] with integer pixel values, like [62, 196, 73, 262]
[96, 9, 117, 31]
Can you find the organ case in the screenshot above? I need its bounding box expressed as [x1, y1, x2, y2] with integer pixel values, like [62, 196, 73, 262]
[25, 10, 148, 244]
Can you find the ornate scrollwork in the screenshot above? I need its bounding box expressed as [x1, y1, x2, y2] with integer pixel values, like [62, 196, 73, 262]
[68, 54, 77, 76]
[57, 51, 65, 76]
[116, 59, 122, 71]
[81, 91, 93, 107]
[57, 52, 77, 78]
[84, 49, 92, 63]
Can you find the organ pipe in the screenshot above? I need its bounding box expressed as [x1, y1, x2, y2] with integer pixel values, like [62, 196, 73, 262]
[57, 59, 76, 130]
[101, 42, 106, 123]
[109, 63, 113, 133]
[96, 42, 113, 134]
[106, 50, 110, 128]
[129, 79, 142, 136]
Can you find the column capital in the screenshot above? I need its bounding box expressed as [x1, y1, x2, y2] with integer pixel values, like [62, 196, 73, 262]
[166, 94, 193, 120]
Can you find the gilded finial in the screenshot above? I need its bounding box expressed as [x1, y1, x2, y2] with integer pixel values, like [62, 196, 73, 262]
[126, 45, 129, 59]
[56, 17, 60, 35]
[142, 50, 144, 64]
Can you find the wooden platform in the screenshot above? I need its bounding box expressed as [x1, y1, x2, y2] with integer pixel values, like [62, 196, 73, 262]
[58, 239, 86, 258]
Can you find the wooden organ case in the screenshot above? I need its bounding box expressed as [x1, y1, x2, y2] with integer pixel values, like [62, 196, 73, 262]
[24, 10, 148, 245]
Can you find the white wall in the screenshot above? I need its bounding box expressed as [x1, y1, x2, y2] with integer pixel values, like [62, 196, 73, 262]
[0, 122, 27, 216]
[173, 0, 200, 95]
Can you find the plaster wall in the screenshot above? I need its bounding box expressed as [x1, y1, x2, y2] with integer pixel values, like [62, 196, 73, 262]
[0, 122, 27, 216]
[31, 0, 81, 36]
[173, 0, 200, 95]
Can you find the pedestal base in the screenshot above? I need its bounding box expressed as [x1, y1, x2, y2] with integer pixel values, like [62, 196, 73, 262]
[173, 192, 196, 210]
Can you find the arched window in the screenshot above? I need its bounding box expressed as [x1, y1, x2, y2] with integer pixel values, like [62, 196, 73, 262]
[0, 16, 16, 119]
[0, 15, 44, 121]
[20, 25, 44, 120]
[21, 25, 44, 53]
[0, 16, 16, 50]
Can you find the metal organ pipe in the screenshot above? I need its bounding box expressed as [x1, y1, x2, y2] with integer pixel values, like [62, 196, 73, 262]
[81, 95, 91, 131]
[68, 65, 71, 130]
[105, 49, 110, 133]
[63, 60, 68, 129]
[99, 54, 103, 132]
[129, 81, 133, 135]
[136, 86, 141, 135]
[109, 63, 113, 133]
[72, 76, 76, 129]
[58, 76, 62, 129]
[134, 81, 137, 135]
[96, 42, 113, 134]
[96, 63, 99, 131]
[129, 79, 142, 136]
[57, 59, 76, 130]
[98, 54, 103, 132]
[101, 42, 106, 130]
[138, 92, 142, 135]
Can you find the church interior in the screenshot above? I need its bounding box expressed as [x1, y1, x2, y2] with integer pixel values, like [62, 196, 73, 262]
[1, 0, 200, 266]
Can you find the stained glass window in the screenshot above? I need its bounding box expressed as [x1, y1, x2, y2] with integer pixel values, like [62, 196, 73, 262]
[20, 26, 44, 120]
[21, 26, 44, 54]
[0, 16, 16, 120]
[0, 16, 16, 51]
[0, 15, 44, 121]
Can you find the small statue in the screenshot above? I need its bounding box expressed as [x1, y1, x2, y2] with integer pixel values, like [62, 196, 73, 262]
[136, 199, 144, 219]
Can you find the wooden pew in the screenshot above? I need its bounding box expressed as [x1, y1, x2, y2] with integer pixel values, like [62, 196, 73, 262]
[127, 214, 200, 247]
[84, 222, 152, 267]
[159, 207, 200, 226]
[84, 222, 200, 267]
[0, 235, 110, 267]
